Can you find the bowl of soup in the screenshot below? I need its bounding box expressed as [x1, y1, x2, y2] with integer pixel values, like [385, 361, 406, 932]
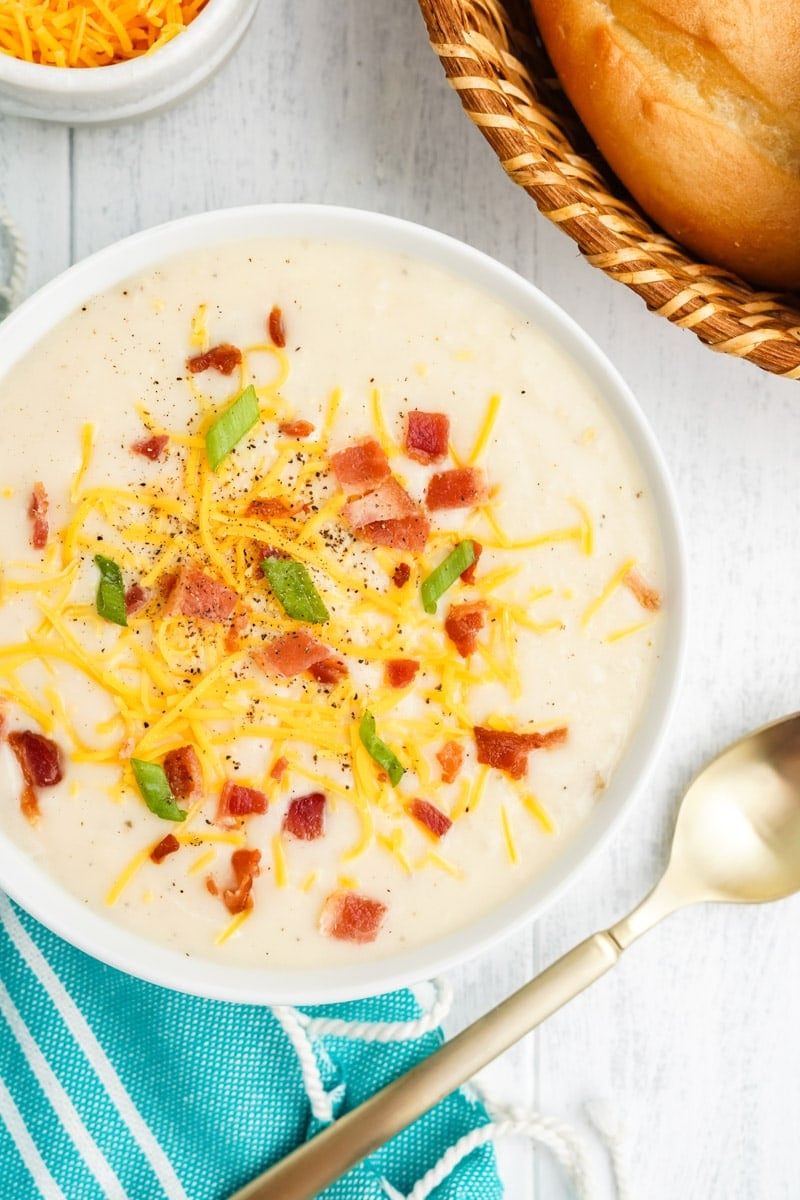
[0, 205, 686, 1002]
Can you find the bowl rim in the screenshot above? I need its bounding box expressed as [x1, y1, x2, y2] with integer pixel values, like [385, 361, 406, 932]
[0, 0, 250, 91]
[0, 203, 688, 1003]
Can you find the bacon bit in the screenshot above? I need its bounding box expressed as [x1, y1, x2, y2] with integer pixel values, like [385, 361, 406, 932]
[344, 478, 430, 552]
[460, 540, 483, 584]
[225, 608, 251, 652]
[163, 745, 203, 802]
[359, 515, 430, 553]
[330, 437, 391, 497]
[8, 730, 62, 788]
[28, 482, 49, 551]
[344, 476, 416, 527]
[270, 756, 289, 782]
[309, 656, 349, 686]
[216, 781, 268, 829]
[425, 467, 489, 511]
[392, 562, 411, 588]
[436, 740, 464, 784]
[473, 725, 568, 780]
[252, 630, 332, 678]
[158, 571, 178, 599]
[405, 410, 450, 464]
[8, 730, 63, 824]
[0, 700, 6, 740]
[222, 848, 262, 915]
[150, 834, 180, 864]
[186, 343, 242, 375]
[246, 496, 300, 520]
[19, 786, 40, 823]
[408, 797, 452, 839]
[319, 891, 387, 944]
[623, 567, 662, 612]
[124, 583, 151, 617]
[444, 600, 488, 658]
[268, 305, 286, 348]
[258, 542, 288, 561]
[385, 658, 420, 689]
[279, 419, 315, 438]
[206, 876, 219, 896]
[164, 565, 238, 623]
[283, 792, 326, 840]
[131, 434, 169, 461]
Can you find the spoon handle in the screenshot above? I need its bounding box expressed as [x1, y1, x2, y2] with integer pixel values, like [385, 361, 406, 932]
[227, 931, 622, 1200]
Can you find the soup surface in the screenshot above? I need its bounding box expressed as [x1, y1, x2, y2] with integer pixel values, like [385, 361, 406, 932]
[0, 238, 664, 967]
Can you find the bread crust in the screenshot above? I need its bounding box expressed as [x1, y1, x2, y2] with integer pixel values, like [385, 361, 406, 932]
[531, 0, 800, 290]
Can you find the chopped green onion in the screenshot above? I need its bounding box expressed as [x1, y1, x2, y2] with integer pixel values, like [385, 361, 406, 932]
[359, 710, 405, 787]
[205, 384, 260, 471]
[94, 554, 128, 627]
[130, 758, 186, 822]
[262, 558, 329, 623]
[420, 540, 475, 614]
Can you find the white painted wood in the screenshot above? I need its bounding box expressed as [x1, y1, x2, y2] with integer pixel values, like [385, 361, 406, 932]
[2, 1, 799, 1196]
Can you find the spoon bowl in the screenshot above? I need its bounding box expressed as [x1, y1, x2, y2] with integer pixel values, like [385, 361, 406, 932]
[231, 709, 800, 1200]
[668, 711, 800, 905]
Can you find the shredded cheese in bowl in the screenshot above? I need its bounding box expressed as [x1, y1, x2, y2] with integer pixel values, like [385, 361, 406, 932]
[0, 0, 209, 68]
[0, 0, 257, 123]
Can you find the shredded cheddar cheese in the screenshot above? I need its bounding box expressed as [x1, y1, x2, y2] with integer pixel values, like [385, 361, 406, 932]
[188, 848, 216, 875]
[604, 620, 652, 644]
[272, 834, 288, 888]
[468, 393, 501, 464]
[215, 908, 251, 946]
[370, 388, 398, 460]
[69, 423, 95, 503]
[0, 0, 209, 68]
[105, 843, 155, 906]
[415, 850, 464, 879]
[581, 558, 637, 627]
[500, 803, 518, 864]
[520, 791, 554, 834]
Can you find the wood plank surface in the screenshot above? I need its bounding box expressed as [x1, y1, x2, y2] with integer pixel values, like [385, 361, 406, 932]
[2, 2, 798, 1197]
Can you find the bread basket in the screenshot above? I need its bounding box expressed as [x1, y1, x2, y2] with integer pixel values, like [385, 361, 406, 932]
[418, 0, 800, 381]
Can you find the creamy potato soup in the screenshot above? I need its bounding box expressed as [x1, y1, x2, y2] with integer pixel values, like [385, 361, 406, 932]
[0, 239, 664, 967]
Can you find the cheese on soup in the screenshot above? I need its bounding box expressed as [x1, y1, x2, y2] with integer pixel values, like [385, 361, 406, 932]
[0, 239, 664, 967]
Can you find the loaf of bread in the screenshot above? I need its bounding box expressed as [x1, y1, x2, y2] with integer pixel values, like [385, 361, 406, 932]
[530, 0, 800, 291]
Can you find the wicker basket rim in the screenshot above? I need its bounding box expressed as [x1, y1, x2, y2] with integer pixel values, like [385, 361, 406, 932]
[418, 0, 800, 381]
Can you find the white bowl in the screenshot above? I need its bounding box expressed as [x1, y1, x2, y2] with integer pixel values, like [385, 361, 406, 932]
[0, 0, 259, 123]
[0, 205, 687, 1002]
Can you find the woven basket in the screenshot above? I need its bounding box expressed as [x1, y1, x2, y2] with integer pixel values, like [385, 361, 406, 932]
[418, 0, 800, 381]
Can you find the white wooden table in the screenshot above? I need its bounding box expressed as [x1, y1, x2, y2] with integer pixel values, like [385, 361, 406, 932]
[2, 3, 799, 1197]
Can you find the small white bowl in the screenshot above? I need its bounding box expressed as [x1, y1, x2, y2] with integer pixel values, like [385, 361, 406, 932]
[0, 205, 687, 1002]
[0, 0, 260, 124]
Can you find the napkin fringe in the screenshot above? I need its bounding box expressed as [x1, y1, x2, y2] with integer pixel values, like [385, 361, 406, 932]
[271, 1005, 340, 1124]
[272, 980, 632, 1200]
[299, 979, 454, 1044]
[468, 1084, 633, 1200]
[271, 980, 454, 1126]
[377, 1092, 634, 1200]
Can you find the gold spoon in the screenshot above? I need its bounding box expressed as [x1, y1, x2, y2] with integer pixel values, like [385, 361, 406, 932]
[229, 710, 800, 1200]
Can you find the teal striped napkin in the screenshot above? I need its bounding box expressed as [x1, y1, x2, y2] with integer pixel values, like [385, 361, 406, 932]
[0, 894, 502, 1200]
